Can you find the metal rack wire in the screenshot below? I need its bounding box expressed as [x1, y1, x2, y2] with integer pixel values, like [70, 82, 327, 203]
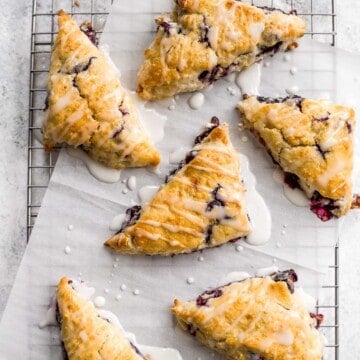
[28, 0, 338, 357]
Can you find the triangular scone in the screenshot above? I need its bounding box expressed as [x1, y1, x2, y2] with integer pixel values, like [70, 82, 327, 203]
[105, 118, 251, 255]
[57, 277, 145, 360]
[237, 95, 355, 221]
[137, 0, 306, 100]
[43, 10, 160, 169]
[172, 270, 324, 359]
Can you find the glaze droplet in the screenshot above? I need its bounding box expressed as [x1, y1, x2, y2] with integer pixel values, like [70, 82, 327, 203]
[186, 277, 195, 284]
[64, 246, 71, 254]
[93, 296, 106, 308]
[127, 176, 137, 191]
[188, 93, 205, 110]
[236, 245, 244, 252]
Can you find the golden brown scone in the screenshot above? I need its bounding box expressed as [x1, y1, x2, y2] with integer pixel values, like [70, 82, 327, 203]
[43, 10, 160, 169]
[172, 270, 324, 360]
[237, 95, 355, 221]
[105, 118, 251, 255]
[137, 0, 306, 100]
[57, 277, 146, 360]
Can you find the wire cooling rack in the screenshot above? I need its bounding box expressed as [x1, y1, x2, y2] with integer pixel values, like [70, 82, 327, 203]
[28, 0, 338, 358]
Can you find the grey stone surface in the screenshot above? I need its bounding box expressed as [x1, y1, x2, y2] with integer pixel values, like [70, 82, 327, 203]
[0, 0, 359, 357]
[0, 1, 31, 314]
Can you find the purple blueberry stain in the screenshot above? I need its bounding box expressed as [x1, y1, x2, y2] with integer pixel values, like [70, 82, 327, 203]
[310, 191, 337, 222]
[310, 313, 324, 329]
[80, 22, 98, 46]
[346, 121, 352, 133]
[257, 6, 297, 15]
[187, 323, 197, 336]
[44, 93, 50, 111]
[116, 205, 142, 234]
[205, 219, 220, 244]
[206, 184, 224, 211]
[255, 94, 303, 111]
[271, 269, 298, 293]
[196, 288, 223, 306]
[194, 116, 220, 144]
[315, 112, 330, 122]
[257, 41, 283, 57]
[165, 150, 198, 183]
[73, 56, 97, 74]
[283, 172, 301, 190]
[199, 17, 210, 46]
[112, 124, 124, 139]
[315, 143, 328, 160]
[119, 108, 129, 116]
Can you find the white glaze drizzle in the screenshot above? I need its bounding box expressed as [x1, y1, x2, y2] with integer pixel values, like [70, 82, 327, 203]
[283, 185, 309, 207]
[93, 296, 106, 308]
[38, 294, 58, 328]
[109, 213, 126, 232]
[67, 148, 121, 183]
[138, 220, 204, 237]
[285, 86, 299, 95]
[255, 266, 279, 277]
[138, 185, 160, 206]
[127, 175, 137, 191]
[236, 62, 262, 95]
[240, 154, 271, 245]
[169, 147, 190, 164]
[218, 271, 250, 285]
[132, 94, 167, 144]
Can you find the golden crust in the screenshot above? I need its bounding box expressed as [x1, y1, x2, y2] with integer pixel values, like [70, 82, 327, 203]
[137, 0, 306, 100]
[105, 123, 251, 255]
[237, 96, 355, 217]
[43, 10, 160, 169]
[172, 275, 323, 359]
[56, 277, 143, 360]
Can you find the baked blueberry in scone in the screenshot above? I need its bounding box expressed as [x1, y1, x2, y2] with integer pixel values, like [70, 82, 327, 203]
[237, 95, 355, 221]
[137, 0, 306, 100]
[105, 117, 251, 255]
[56, 277, 146, 359]
[172, 270, 324, 360]
[43, 10, 160, 169]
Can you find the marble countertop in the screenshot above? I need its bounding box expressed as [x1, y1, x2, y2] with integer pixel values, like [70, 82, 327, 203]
[0, 0, 359, 358]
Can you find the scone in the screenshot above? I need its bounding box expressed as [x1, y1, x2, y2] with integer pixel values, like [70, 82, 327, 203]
[43, 10, 160, 169]
[137, 0, 306, 100]
[237, 95, 355, 221]
[57, 277, 146, 359]
[172, 269, 324, 360]
[105, 117, 251, 255]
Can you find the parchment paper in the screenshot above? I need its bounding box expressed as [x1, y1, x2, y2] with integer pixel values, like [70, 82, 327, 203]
[1, 0, 360, 358]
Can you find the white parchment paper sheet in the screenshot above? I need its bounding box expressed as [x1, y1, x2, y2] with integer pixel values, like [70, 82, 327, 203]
[1, 0, 360, 358]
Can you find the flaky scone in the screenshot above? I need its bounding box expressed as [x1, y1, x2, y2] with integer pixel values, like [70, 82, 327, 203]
[172, 270, 324, 360]
[43, 10, 160, 169]
[237, 95, 355, 221]
[105, 118, 251, 255]
[137, 0, 306, 100]
[57, 277, 146, 360]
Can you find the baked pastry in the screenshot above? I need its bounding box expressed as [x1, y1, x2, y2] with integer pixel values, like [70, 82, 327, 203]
[57, 277, 146, 359]
[172, 269, 324, 359]
[105, 117, 251, 255]
[237, 95, 355, 221]
[43, 10, 160, 169]
[137, 0, 306, 100]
